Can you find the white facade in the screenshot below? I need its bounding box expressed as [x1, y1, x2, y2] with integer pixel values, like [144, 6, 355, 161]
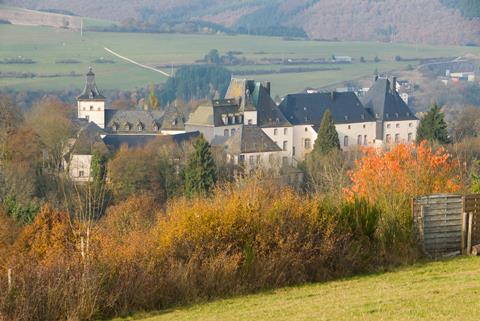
[78, 100, 105, 129]
[68, 154, 92, 182]
[381, 120, 419, 145]
[262, 126, 294, 164]
[229, 151, 289, 172]
[244, 111, 257, 125]
[292, 125, 318, 162]
[336, 122, 377, 149]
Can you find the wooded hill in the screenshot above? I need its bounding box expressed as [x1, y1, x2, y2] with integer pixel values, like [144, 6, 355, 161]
[3, 0, 480, 45]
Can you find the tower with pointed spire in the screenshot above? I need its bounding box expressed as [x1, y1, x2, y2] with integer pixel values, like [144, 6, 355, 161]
[77, 67, 106, 128]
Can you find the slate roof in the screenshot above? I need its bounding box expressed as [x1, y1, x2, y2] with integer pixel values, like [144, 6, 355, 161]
[225, 78, 290, 128]
[77, 68, 105, 101]
[161, 104, 187, 131]
[65, 120, 108, 160]
[224, 125, 282, 154]
[102, 131, 200, 152]
[279, 91, 374, 128]
[186, 103, 215, 126]
[104, 109, 164, 133]
[186, 99, 241, 127]
[360, 78, 417, 122]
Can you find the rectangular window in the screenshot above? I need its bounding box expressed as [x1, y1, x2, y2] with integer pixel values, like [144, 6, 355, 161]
[344, 136, 349, 147]
[364, 135, 367, 145]
[292, 146, 296, 156]
[79, 170, 84, 177]
[283, 141, 288, 151]
[248, 119, 252, 125]
[304, 139, 311, 149]
[387, 124, 391, 129]
[239, 155, 245, 164]
[274, 128, 278, 135]
[282, 156, 288, 166]
[256, 155, 261, 164]
[386, 134, 391, 143]
[395, 134, 400, 143]
[305, 127, 308, 132]
[409, 122, 413, 127]
[408, 133, 413, 142]
[224, 129, 229, 137]
[284, 128, 288, 135]
[231, 128, 236, 136]
[396, 123, 400, 128]
[249, 155, 255, 166]
[357, 135, 362, 145]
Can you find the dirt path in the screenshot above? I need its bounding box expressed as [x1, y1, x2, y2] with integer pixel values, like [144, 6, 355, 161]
[104, 47, 171, 77]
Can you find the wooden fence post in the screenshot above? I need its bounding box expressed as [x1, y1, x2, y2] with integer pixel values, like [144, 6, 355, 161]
[468, 213, 473, 255]
[462, 212, 468, 254]
[7, 268, 12, 291]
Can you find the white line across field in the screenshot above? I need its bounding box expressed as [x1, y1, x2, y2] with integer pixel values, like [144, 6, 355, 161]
[104, 47, 171, 77]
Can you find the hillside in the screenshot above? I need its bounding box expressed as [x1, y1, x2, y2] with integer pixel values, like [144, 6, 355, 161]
[115, 257, 480, 321]
[3, 0, 480, 45]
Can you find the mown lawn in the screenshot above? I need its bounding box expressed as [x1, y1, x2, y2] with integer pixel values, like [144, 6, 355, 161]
[2, 24, 480, 95]
[112, 257, 480, 321]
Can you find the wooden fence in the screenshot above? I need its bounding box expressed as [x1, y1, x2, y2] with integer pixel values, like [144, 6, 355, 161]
[413, 194, 463, 256]
[413, 194, 480, 257]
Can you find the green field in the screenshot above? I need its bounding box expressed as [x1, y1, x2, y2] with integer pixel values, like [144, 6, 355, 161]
[111, 257, 480, 321]
[1, 24, 480, 96]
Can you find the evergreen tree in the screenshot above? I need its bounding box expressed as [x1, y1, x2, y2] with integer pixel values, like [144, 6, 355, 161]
[184, 136, 217, 197]
[313, 109, 341, 154]
[90, 150, 107, 185]
[147, 83, 160, 110]
[417, 102, 450, 144]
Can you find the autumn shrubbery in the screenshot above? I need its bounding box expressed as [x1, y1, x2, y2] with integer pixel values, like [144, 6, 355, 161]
[0, 143, 463, 321]
[1, 182, 388, 320]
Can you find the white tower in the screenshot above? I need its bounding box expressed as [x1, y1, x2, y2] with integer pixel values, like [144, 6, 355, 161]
[77, 68, 106, 128]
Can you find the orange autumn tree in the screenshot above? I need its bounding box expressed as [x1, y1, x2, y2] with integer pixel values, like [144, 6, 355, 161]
[346, 142, 463, 239]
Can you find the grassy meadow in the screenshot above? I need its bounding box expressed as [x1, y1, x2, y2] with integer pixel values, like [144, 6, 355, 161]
[1, 24, 480, 96]
[114, 257, 480, 321]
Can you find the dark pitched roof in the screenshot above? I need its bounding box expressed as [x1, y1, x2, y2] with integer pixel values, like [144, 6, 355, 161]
[225, 78, 290, 127]
[254, 84, 291, 128]
[279, 91, 374, 127]
[102, 131, 200, 152]
[360, 78, 417, 122]
[224, 125, 282, 154]
[161, 104, 187, 131]
[104, 109, 164, 133]
[67, 120, 108, 157]
[77, 68, 105, 101]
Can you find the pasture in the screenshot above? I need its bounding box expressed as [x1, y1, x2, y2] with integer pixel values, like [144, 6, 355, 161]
[1, 24, 480, 96]
[114, 257, 480, 321]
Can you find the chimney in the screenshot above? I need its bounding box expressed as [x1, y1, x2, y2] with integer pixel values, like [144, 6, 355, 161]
[264, 82, 271, 95]
[392, 77, 397, 92]
[375, 75, 379, 81]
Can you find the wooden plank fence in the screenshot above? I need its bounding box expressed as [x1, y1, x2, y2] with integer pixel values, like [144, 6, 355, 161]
[413, 193, 480, 257]
[413, 194, 463, 257]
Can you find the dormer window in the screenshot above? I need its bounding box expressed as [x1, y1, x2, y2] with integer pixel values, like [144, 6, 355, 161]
[386, 113, 389, 118]
[153, 123, 158, 131]
[395, 113, 399, 118]
[172, 119, 177, 126]
[276, 117, 280, 123]
[222, 114, 228, 125]
[361, 114, 365, 120]
[124, 122, 131, 131]
[344, 115, 348, 121]
[375, 113, 379, 118]
[406, 112, 410, 116]
[112, 122, 119, 131]
[89, 92, 93, 99]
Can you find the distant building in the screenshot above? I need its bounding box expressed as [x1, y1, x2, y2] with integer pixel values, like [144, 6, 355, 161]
[67, 68, 198, 182]
[333, 56, 352, 63]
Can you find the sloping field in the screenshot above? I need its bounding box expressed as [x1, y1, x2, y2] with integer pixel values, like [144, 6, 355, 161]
[115, 257, 480, 321]
[1, 24, 480, 96]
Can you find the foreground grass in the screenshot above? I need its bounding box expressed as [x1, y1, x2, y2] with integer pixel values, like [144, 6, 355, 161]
[113, 257, 480, 321]
[2, 24, 480, 95]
